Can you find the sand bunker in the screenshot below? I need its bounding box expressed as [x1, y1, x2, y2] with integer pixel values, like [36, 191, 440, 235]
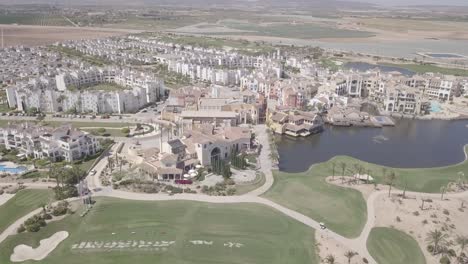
[10, 231, 69, 262]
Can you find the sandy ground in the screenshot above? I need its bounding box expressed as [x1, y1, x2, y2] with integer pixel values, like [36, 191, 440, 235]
[10, 231, 69, 262]
[374, 194, 468, 264]
[0, 193, 15, 207]
[328, 176, 468, 264]
[0, 24, 140, 47]
[316, 231, 363, 264]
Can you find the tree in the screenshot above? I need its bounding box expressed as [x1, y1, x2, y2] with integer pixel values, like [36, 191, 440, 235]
[402, 175, 408, 198]
[340, 162, 347, 183]
[331, 162, 336, 180]
[426, 229, 449, 255]
[440, 186, 446, 201]
[325, 254, 335, 264]
[344, 251, 356, 264]
[382, 167, 387, 179]
[121, 127, 130, 135]
[455, 235, 468, 255]
[385, 171, 396, 197]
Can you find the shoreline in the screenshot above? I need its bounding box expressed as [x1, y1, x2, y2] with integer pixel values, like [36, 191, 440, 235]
[278, 143, 468, 174]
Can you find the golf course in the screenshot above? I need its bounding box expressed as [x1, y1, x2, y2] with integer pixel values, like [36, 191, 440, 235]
[0, 190, 53, 234]
[367, 227, 426, 264]
[0, 197, 319, 264]
[263, 146, 468, 239]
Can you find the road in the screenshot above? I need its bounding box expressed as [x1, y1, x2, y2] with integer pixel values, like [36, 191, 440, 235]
[4, 125, 466, 263]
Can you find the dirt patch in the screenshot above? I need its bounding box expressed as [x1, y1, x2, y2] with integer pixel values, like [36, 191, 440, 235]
[0, 24, 140, 47]
[10, 231, 69, 262]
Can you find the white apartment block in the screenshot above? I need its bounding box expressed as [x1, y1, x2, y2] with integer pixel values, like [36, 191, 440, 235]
[7, 67, 164, 114]
[0, 123, 101, 162]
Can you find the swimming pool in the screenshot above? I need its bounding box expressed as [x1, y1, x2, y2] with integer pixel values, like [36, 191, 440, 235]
[430, 101, 442, 113]
[0, 164, 27, 174]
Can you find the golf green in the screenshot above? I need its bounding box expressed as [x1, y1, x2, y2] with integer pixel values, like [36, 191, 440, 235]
[0, 197, 319, 264]
[367, 227, 426, 264]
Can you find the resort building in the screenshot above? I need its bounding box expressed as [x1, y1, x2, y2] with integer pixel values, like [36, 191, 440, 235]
[0, 123, 100, 162]
[268, 111, 323, 137]
[134, 125, 252, 181]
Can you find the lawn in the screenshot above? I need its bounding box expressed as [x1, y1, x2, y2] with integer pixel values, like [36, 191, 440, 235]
[0, 190, 53, 234]
[367, 227, 426, 264]
[40, 121, 132, 129]
[316, 146, 468, 193]
[235, 172, 266, 195]
[381, 63, 468, 77]
[264, 168, 367, 238]
[210, 21, 375, 39]
[0, 198, 319, 264]
[0, 14, 72, 26]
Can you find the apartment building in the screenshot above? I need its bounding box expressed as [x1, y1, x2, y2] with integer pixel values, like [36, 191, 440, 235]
[0, 123, 100, 162]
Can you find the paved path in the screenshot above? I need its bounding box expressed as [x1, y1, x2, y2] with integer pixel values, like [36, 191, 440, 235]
[3, 125, 466, 263]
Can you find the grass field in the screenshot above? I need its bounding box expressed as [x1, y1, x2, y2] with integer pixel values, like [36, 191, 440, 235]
[235, 172, 266, 195]
[0, 190, 53, 234]
[203, 21, 375, 40]
[382, 63, 468, 77]
[264, 169, 367, 238]
[0, 14, 72, 27]
[316, 146, 468, 193]
[367, 227, 426, 264]
[0, 198, 319, 264]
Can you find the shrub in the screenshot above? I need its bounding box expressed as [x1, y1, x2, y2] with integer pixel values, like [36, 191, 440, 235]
[443, 209, 450, 215]
[396, 216, 401, 222]
[362, 257, 369, 264]
[226, 188, 236, 196]
[97, 128, 106, 134]
[427, 245, 435, 253]
[17, 225, 26, 233]
[447, 249, 456, 257]
[440, 256, 451, 264]
[26, 223, 41, 232]
[0, 189, 3, 195]
[43, 213, 52, 220]
[422, 219, 428, 225]
[413, 211, 420, 216]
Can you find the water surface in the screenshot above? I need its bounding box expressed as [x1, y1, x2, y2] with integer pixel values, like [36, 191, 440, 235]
[277, 119, 468, 172]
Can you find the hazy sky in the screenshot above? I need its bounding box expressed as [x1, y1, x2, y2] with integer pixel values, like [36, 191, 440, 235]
[344, 0, 468, 6]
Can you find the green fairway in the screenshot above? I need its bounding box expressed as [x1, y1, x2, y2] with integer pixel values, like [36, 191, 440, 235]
[367, 227, 426, 264]
[0, 190, 53, 234]
[264, 169, 367, 238]
[381, 63, 468, 76]
[319, 146, 468, 193]
[0, 198, 319, 264]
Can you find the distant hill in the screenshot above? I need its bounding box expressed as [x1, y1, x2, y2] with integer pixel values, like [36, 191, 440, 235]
[0, 0, 374, 9]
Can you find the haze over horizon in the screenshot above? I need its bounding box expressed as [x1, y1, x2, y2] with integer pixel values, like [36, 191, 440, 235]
[1, 0, 468, 7]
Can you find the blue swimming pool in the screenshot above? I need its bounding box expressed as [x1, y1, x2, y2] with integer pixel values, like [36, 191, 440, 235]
[0, 164, 27, 174]
[430, 101, 442, 113]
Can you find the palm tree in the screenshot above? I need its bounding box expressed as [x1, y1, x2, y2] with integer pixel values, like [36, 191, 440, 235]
[340, 162, 347, 183]
[385, 171, 396, 197]
[455, 235, 468, 256]
[344, 251, 356, 264]
[331, 162, 336, 180]
[426, 229, 449, 254]
[325, 254, 336, 264]
[440, 186, 446, 201]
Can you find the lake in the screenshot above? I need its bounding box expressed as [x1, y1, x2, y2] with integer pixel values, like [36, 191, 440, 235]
[276, 119, 468, 173]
